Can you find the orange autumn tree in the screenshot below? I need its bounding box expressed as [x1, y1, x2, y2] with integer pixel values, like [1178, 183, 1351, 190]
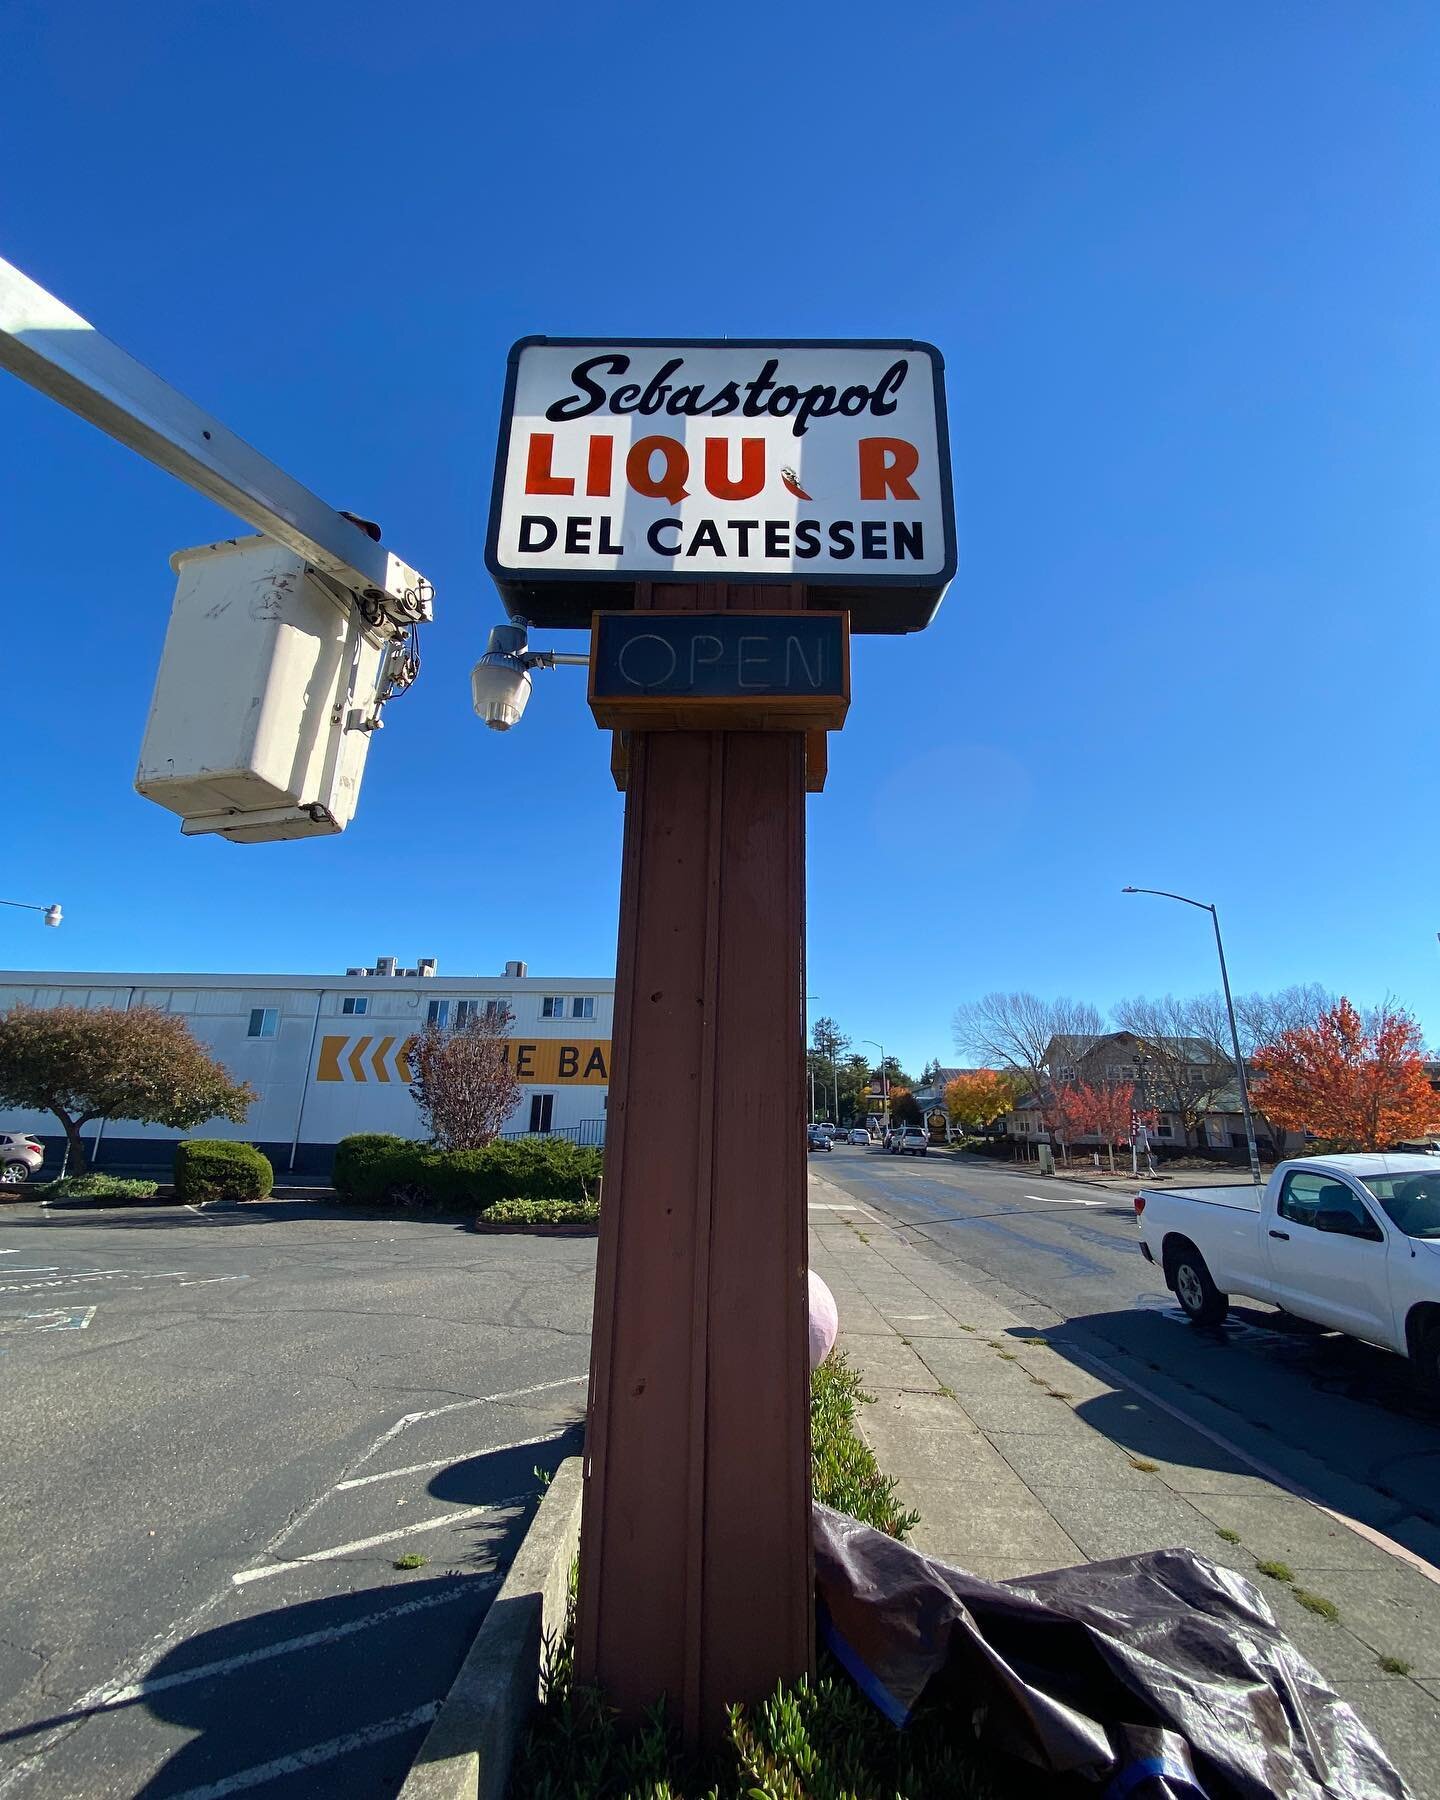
[1064, 1080, 1136, 1172]
[943, 1069, 1021, 1134]
[1251, 997, 1435, 1152]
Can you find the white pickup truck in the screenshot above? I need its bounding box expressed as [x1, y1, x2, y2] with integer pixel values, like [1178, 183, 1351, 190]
[1135, 1153, 1440, 1386]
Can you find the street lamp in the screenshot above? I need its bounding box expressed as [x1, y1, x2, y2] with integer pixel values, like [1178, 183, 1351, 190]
[1121, 886, 1262, 1188]
[862, 1038, 889, 1131]
[1, 898, 61, 927]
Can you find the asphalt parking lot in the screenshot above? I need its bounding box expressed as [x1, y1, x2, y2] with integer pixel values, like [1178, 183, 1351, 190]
[0, 1195, 595, 1799]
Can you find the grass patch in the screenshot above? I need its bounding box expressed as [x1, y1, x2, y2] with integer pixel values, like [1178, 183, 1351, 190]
[1256, 1560, 1294, 1583]
[35, 1174, 161, 1200]
[1215, 1527, 1242, 1545]
[937, 1384, 957, 1401]
[1377, 1655, 1413, 1676]
[1293, 1588, 1340, 1621]
[509, 1357, 993, 1800]
[811, 1352, 921, 1539]
[393, 1553, 428, 1570]
[512, 1627, 990, 1799]
[1128, 1457, 1159, 1473]
[996, 1351, 1018, 1362]
[480, 1196, 599, 1227]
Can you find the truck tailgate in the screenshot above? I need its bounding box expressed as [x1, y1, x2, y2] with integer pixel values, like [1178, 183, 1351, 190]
[1141, 1183, 1262, 1213]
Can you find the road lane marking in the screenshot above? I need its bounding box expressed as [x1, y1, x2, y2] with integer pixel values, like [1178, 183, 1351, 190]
[0, 1306, 97, 1333]
[807, 1203, 857, 1211]
[232, 1495, 531, 1584]
[1025, 1194, 1105, 1207]
[103, 1582, 492, 1706]
[155, 1703, 440, 1800]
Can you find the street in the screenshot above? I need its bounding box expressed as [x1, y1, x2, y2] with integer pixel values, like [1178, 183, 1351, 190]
[816, 1143, 1440, 1568]
[0, 1197, 594, 1799]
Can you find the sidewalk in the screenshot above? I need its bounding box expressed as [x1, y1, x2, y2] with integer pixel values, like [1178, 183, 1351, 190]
[808, 1174, 1440, 1798]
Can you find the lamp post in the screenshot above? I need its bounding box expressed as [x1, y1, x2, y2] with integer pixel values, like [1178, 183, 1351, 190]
[1122, 886, 1262, 1189]
[0, 899, 61, 927]
[863, 1038, 889, 1132]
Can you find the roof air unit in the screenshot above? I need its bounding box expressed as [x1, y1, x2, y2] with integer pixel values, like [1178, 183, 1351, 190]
[503, 959, 528, 978]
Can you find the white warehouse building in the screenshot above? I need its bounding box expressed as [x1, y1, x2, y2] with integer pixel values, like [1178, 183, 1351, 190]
[0, 956, 613, 1176]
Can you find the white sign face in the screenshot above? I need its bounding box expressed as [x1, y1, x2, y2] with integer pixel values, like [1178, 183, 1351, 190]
[485, 338, 955, 634]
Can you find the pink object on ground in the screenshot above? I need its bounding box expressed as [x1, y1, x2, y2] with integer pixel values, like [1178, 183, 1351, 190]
[808, 1270, 839, 1369]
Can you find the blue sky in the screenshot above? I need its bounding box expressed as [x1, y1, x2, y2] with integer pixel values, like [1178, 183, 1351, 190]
[2, 1, 1437, 1075]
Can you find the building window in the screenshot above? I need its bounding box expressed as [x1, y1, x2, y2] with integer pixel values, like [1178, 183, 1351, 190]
[247, 1007, 278, 1039]
[570, 996, 595, 1020]
[529, 1093, 554, 1134]
[427, 999, 450, 1027]
[541, 996, 565, 1018]
[341, 996, 369, 1016]
[484, 999, 510, 1023]
[453, 1000, 478, 1026]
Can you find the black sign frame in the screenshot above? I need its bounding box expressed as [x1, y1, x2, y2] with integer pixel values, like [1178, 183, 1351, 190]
[486, 337, 955, 636]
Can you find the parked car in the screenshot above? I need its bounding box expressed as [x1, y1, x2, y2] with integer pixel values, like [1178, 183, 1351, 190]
[883, 1127, 901, 1151]
[1135, 1154, 1440, 1384]
[0, 1134, 45, 1183]
[848, 1128, 871, 1146]
[894, 1126, 929, 1157]
[807, 1126, 832, 1153]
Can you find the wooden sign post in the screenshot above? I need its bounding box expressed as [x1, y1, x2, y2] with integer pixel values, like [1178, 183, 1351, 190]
[484, 338, 954, 1741]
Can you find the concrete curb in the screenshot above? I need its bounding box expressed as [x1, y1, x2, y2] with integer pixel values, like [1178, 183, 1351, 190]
[398, 1455, 584, 1800]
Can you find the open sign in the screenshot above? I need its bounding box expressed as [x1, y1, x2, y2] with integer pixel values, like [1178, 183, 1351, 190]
[486, 338, 955, 635]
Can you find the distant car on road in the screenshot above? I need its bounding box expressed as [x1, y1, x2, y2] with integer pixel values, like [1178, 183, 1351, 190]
[0, 1134, 44, 1183]
[894, 1127, 929, 1157]
[807, 1126, 832, 1153]
[848, 1129, 871, 1146]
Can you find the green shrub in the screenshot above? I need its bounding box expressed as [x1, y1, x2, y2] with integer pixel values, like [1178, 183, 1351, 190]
[480, 1196, 600, 1227]
[173, 1139, 273, 1203]
[331, 1133, 417, 1203]
[331, 1133, 602, 1211]
[38, 1174, 160, 1200]
[811, 1351, 921, 1538]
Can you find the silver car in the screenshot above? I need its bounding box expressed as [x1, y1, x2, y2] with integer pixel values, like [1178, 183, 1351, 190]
[0, 1133, 45, 1183]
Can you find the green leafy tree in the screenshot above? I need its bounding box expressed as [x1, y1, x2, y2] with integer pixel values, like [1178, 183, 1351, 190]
[0, 1004, 255, 1175]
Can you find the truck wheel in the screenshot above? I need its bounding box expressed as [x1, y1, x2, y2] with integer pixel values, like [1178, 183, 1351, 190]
[1172, 1246, 1229, 1326]
[1411, 1328, 1440, 1400]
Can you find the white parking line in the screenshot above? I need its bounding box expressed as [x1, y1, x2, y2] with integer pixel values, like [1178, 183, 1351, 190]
[232, 1495, 531, 1585]
[334, 1430, 556, 1492]
[103, 1581, 490, 1705]
[156, 1703, 440, 1800]
[1025, 1193, 1105, 1208]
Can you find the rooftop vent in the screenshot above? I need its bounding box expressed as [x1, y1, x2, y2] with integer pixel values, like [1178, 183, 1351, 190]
[374, 956, 398, 977]
[345, 967, 372, 977]
[417, 957, 438, 977]
[503, 959, 528, 979]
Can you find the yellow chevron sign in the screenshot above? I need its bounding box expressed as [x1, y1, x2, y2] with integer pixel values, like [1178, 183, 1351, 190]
[316, 1034, 417, 1084]
[315, 1034, 611, 1085]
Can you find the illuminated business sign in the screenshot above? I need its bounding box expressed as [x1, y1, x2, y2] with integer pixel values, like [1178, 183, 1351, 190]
[486, 338, 954, 634]
[588, 611, 848, 731]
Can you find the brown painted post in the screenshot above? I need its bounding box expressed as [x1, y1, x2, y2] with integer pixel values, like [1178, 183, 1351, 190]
[575, 579, 814, 1742]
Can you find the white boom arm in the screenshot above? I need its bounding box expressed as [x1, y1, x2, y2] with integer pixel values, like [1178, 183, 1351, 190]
[0, 255, 431, 621]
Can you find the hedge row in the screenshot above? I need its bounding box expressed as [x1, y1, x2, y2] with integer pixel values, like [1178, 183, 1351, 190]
[332, 1133, 602, 1211]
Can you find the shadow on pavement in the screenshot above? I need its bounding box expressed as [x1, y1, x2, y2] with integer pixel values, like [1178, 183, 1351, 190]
[133, 1575, 484, 1798]
[9, 1199, 478, 1230]
[429, 1420, 584, 1507]
[1029, 1306, 1440, 1561]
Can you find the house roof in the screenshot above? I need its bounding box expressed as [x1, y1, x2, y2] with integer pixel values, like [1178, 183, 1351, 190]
[1046, 1031, 1226, 1065]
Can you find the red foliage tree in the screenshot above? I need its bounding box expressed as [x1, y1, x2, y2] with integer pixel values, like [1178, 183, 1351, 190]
[1251, 997, 1435, 1152]
[1064, 1080, 1137, 1171]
